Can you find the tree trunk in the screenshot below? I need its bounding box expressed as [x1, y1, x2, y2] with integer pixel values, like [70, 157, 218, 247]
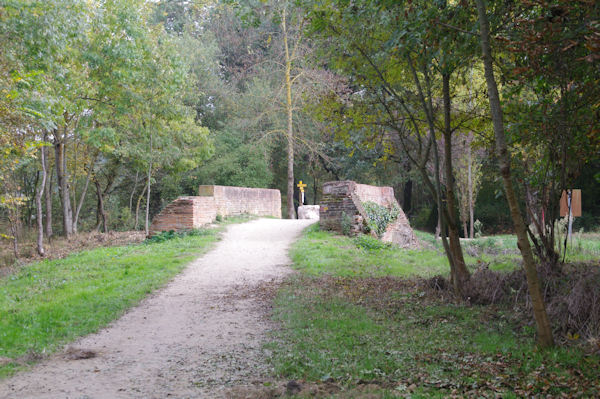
[474, 0, 554, 348]
[94, 177, 108, 234]
[442, 73, 470, 290]
[44, 155, 53, 238]
[406, 55, 467, 295]
[403, 179, 412, 214]
[9, 219, 18, 259]
[145, 133, 153, 236]
[313, 175, 318, 205]
[72, 160, 93, 234]
[36, 143, 47, 256]
[129, 171, 139, 213]
[283, 7, 296, 219]
[136, 183, 147, 231]
[468, 141, 474, 238]
[54, 131, 73, 238]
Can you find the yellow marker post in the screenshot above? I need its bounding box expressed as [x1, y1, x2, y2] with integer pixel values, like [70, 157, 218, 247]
[297, 180, 307, 204]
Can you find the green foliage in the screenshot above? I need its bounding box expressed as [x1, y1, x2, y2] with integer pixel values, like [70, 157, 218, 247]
[194, 128, 273, 188]
[362, 201, 400, 238]
[354, 234, 391, 251]
[340, 212, 352, 236]
[111, 207, 135, 232]
[0, 232, 218, 376]
[144, 228, 212, 244]
[473, 219, 483, 238]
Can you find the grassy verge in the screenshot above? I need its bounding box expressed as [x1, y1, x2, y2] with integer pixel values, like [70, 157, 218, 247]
[269, 225, 600, 398]
[292, 226, 599, 279]
[0, 224, 228, 378]
[291, 225, 518, 278]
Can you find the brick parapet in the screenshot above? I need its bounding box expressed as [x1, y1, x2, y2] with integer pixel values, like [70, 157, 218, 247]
[319, 180, 419, 248]
[150, 186, 281, 235]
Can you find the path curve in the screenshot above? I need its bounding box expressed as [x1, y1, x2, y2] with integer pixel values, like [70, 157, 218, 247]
[0, 218, 315, 399]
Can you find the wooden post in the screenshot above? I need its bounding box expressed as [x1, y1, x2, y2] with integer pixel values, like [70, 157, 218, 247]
[297, 180, 307, 205]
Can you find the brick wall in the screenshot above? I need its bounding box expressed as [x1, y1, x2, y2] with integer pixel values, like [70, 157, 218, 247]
[150, 186, 281, 235]
[354, 183, 396, 207]
[319, 180, 419, 249]
[207, 185, 281, 218]
[319, 181, 367, 235]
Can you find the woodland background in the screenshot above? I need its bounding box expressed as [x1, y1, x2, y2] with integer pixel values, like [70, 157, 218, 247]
[1, 0, 598, 266]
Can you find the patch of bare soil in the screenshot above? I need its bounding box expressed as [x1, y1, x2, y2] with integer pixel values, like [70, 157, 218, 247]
[0, 230, 145, 275]
[0, 219, 316, 399]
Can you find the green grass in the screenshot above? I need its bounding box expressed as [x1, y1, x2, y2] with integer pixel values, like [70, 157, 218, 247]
[270, 224, 600, 397]
[291, 225, 449, 278]
[270, 275, 600, 397]
[0, 227, 220, 377]
[291, 225, 527, 278]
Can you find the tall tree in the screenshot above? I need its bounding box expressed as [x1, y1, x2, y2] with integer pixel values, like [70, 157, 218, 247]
[474, 0, 554, 348]
[307, 0, 477, 293]
[497, 0, 600, 265]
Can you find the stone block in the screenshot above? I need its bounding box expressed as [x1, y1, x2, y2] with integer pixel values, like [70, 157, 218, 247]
[298, 205, 320, 220]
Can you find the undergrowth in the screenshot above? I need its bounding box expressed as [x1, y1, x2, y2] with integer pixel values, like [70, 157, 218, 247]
[272, 224, 600, 397]
[270, 275, 600, 397]
[362, 201, 400, 238]
[144, 228, 213, 243]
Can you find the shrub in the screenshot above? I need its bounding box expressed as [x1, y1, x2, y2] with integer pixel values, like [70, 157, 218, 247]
[354, 234, 391, 251]
[144, 228, 210, 244]
[473, 219, 483, 238]
[111, 207, 135, 231]
[341, 212, 353, 236]
[362, 201, 400, 238]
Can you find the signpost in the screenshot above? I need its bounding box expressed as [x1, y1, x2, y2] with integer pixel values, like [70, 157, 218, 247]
[297, 180, 307, 205]
[560, 189, 582, 243]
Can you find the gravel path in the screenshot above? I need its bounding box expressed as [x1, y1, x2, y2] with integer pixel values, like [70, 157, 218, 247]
[0, 218, 315, 399]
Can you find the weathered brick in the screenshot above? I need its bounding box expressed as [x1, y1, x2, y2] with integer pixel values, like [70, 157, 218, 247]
[150, 186, 281, 235]
[319, 180, 419, 249]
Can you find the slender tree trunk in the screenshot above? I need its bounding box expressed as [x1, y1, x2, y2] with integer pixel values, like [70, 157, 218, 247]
[136, 183, 147, 231]
[44, 155, 53, 238]
[468, 141, 474, 238]
[442, 72, 470, 290]
[129, 171, 139, 213]
[145, 133, 153, 236]
[463, 221, 468, 240]
[27, 173, 39, 228]
[283, 7, 296, 219]
[54, 131, 73, 238]
[475, 0, 554, 348]
[93, 177, 108, 234]
[35, 143, 48, 256]
[406, 56, 467, 294]
[9, 217, 18, 259]
[72, 160, 93, 234]
[403, 179, 412, 213]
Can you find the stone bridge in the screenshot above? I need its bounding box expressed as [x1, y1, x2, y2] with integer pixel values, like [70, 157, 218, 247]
[150, 185, 281, 235]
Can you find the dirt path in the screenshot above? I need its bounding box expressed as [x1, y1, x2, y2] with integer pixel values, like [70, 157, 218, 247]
[0, 218, 315, 399]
